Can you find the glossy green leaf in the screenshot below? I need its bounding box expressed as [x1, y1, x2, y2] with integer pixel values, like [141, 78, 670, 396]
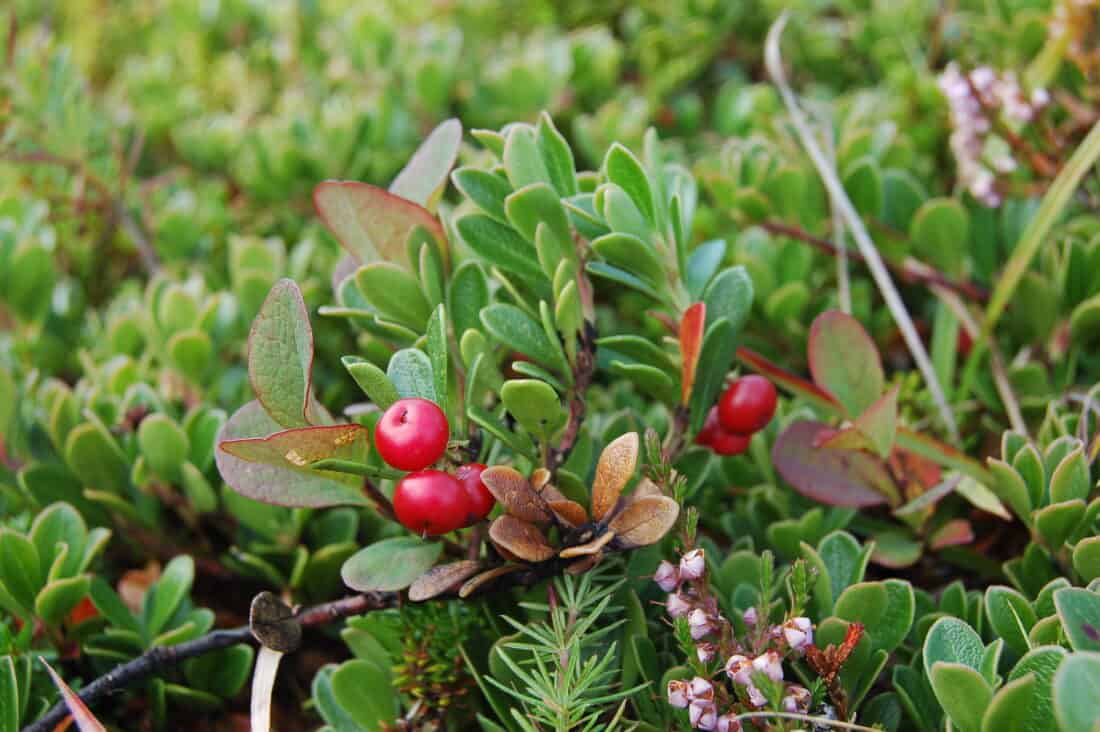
[449, 262, 490, 339]
[808, 310, 885, 417]
[1074, 537, 1100, 583]
[342, 357, 398, 409]
[701, 265, 753, 331]
[354, 263, 432, 330]
[835, 579, 914, 653]
[35, 575, 91, 627]
[248, 279, 315, 428]
[604, 143, 655, 225]
[341, 537, 443, 592]
[1052, 651, 1100, 732]
[500, 379, 566, 441]
[387, 348, 436, 402]
[457, 214, 545, 284]
[930, 662, 992, 732]
[137, 414, 190, 481]
[985, 585, 1038, 657]
[590, 232, 664, 287]
[1050, 448, 1090, 503]
[536, 112, 577, 197]
[481, 304, 567, 374]
[924, 616, 986, 676]
[144, 555, 194, 637]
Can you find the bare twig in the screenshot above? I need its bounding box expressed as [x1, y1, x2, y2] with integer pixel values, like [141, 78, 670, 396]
[548, 321, 598, 471]
[765, 13, 959, 441]
[24, 592, 396, 732]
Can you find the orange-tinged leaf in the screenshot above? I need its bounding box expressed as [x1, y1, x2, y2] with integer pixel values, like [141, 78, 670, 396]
[389, 119, 462, 213]
[607, 495, 679, 547]
[566, 555, 602, 575]
[773, 420, 900, 507]
[679, 302, 706, 405]
[40, 658, 106, 732]
[488, 515, 555, 562]
[313, 181, 447, 269]
[481, 466, 552, 523]
[591, 432, 639, 521]
[807, 311, 884, 417]
[408, 560, 482, 601]
[220, 424, 368, 471]
[630, 477, 663, 500]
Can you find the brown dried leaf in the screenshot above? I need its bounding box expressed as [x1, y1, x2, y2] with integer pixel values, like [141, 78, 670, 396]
[548, 499, 589, 527]
[608, 495, 680, 547]
[458, 565, 523, 598]
[591, 432, 639, 521]
[559, 530, 615, 558]
[408, 560, 482, 601]
[630, 478, 663, 500]
[489, 515, 556, 562]
[481, 466, 552, 523]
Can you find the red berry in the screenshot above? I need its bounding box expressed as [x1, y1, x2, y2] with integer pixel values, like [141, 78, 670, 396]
[695, 407, 724, 447]
[717, 375, 777, 435]
[709, 429, 752, 456]
[393, 470, 471, 536]
[456, 463, 494, 525]
[374, 398, 449, 471]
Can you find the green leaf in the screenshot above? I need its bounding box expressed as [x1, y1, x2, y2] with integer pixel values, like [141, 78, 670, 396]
[929, 662, 993, 732]
[984, 121, 1100, 337]
[1003, 645, 1066, 732]
[481, 304, 567, 375]
[1069, 294, 1100, 345]
[389, 118, 461, 212]
[590, 232, 665, 287]
[30, 502, 87, 580]
[981, 674, 1036, 732]
[604, 143, 656, 225]
[216, 401, 371, 508]
[342, 357, 399, 409]
[910, 198, 969, 275]
[426, 306, 449, 412]
[1053, 651, 1100, 732]
[505, 183, 570, 250]
[586, 261, 662, 300]
[144, 555, 194, 638]
[609, 362, 678, 405]
[341, 537, 443, 592]
[0, 530, 42, 617]
[1074, 537, 1100, 583]
[467, 405, 537, 460]
[842, 156, 883, 219]
[1056, 587, 1100, 652]
[500, 380, 567, 441]
[503, 125, 550, 189]
[457, 214, 545, 285]
[808, 310, 885, 417]
[536, 112, 578, 197]
[248, 279, 315, 428]
[773, 420, 899, 507]
[835, 579, 914, 654]
[452, 168, 513, 223]
[598, 184, 651, 242]
[988, 459, 1033, 523]
[355, 263, 432, 330]
[35, 575, 90, 627]
[1050, 447, 1090, 503]
[924, 617, 986, 677]
[702, 266, 754, 331]
[1034, 500, 1086, 550]
[64, 422, 130, 495]
[387, 348, 436, 402]
[314, 181, 446, 269]
[449, 262, 490, 340]
[137, 414, 190, 482]
[686, 240, 727, 299]
[985, 585, 1038, 657]
[0, 656, 17, 732]
[881, 169, 928, 231]
[331, 659, 399, 731]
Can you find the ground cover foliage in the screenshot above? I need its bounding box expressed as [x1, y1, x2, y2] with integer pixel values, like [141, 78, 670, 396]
[3, 1, 1100, 731]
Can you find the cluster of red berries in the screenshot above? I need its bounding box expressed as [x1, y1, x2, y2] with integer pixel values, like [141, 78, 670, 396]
[695, 375, 777, 457]
[375, 398, 495, 536]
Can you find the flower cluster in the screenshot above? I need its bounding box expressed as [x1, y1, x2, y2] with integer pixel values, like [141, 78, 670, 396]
[937, 63, 1049, 206]
[656, 549, 816, 730]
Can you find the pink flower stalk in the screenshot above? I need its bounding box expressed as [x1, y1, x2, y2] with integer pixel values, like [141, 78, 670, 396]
[655, 560, 680, 591]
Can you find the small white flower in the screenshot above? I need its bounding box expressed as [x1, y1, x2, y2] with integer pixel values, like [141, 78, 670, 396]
[667, 593, 691, 619]
[742, 607, 758, 627]
[716, 715, 742, 732]
[667, 679, 690, 708]
[696, 642, 717, 664]
[782, 684, 811, 713]
[725, 654, 753, 686]
[688, 676, 714, 701]
[781, 617, 814, 653]
[655, 561, 680, 592]
[752, 650, 784, 682]
[689, 700, 718, 730]
[746, 683, 767, 708]
[688, 608, 713, 640]
[680, 549, 706, 581]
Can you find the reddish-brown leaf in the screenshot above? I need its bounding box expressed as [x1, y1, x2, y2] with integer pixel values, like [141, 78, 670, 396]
[679, 302, 706, 405]
[458, 565, 523, 598]
[481, 466, 552, 523]
[607, 495, 679, 547]
[408, 560, 482, 601]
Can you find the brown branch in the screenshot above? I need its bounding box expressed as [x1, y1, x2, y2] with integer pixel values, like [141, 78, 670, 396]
[760, 220, 990, 303]
[24, 592, 396, 732]
[547, 320, 598, 472]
